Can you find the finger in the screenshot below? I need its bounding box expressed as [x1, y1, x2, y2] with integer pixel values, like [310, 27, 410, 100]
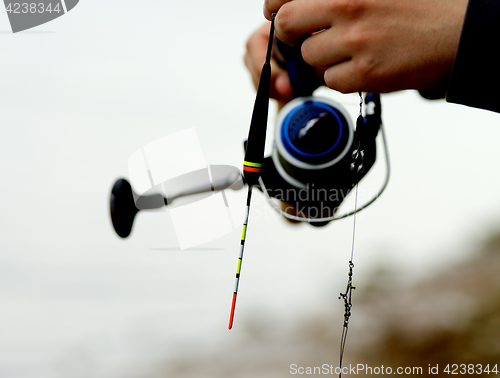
[324, 61, 368, 94]
[301, 28, 351, 68]
[263, 0, 290, 20]
[244, 53, 294, 103]
[244, 52, 262, 90]
[273, 0, 335, 45]
[244, 24, 294, 102]
[245, 25, 269, 84]
[273, 70, 294, 102]
[244, 24, 273, 86]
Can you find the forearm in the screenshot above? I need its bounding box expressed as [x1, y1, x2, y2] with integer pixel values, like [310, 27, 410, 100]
[446, 0, 500, 113]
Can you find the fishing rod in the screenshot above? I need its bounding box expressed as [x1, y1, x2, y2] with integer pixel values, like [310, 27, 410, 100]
[108, 16, 391, 363]
[228, 15, 275, 330]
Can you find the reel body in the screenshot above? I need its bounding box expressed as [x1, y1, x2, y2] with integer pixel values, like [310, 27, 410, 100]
[257, 94, 381, 225]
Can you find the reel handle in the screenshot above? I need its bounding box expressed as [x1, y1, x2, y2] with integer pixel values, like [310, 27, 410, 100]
[110, 166, 244, 238]
[110, 179, 146, 239]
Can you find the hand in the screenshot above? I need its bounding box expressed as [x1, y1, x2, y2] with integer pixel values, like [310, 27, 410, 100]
[245, 22, 327, 105]
[244, 22, 295, 104]
[264, 0, 468, 93]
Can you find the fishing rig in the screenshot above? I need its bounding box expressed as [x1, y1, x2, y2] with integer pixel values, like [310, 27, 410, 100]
[109, 17, 390, 368]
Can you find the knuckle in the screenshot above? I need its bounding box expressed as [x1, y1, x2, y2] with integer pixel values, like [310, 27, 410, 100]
[275, 4, 296, 44]
[343, 33, 358, 51]
[354, 56, 377, 79]
[341, 24, 366, 51]
[332, 0, 367, 15]
[275, 7, 289, 31]
[265, 0, 283, 19]
[263, 0, 271, 13]
[300, 40, 316, 66]
[245, 36, 252, 53]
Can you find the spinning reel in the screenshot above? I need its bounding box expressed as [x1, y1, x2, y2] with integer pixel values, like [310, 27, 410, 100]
[109, 38, 389, 238]
[258, 92, 383, 226]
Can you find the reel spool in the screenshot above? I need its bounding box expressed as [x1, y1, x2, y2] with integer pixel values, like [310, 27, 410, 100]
[274, 96, 356, 187]
[257, 93, 383, 226]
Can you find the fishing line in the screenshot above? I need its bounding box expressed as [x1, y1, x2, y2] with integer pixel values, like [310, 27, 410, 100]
[338, 92, 364, 376]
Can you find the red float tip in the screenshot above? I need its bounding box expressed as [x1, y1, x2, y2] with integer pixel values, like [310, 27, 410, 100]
[228, 293, 237, 330]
